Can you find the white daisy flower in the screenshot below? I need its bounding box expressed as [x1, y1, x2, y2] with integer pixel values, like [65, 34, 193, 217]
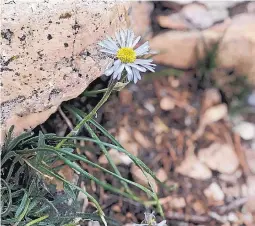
[99, 29, 156, 83]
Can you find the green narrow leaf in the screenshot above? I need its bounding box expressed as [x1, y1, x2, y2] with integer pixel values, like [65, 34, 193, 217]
[1, 218, 17, 225]
[5, 155, 21, 182]
[16, 198, 31, 223]
[7, 131, 34, 151]
[38, 131, 45, 147]
[4, 125, 15, 149]
[26, 199, 39, 214]
[14, 164, 26, 183]
[89, 118, 122, 147]
[1, 151, 18, 166]
[15, 191, 28, 218]
[36, 132, 45, 164]
[28, 180, 37, 195]
[25, 214, 49, 226]
[20, 133, 56, 146]
[1, 179, 12, 217]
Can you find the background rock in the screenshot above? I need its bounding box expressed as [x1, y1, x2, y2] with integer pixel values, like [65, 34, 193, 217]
[198, 143, 239, 174]
[99, 148, 133, 166]
[181, 3, 215, 29]
[150, 14, 255, 86]
[234, 122, 255, 141]
[1, 0, 130, 138]
[176, 154, 212, 180]
[129, 1, 154, 40]
[157, 14, 189, 30]
[204, 182, 225, 206]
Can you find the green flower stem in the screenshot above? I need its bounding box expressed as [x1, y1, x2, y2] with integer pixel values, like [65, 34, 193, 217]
[56, 80, 117, 149]
[25, 215, 49, 226]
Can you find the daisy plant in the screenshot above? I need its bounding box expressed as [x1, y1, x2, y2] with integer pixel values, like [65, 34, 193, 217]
[99, 29, 156, 83]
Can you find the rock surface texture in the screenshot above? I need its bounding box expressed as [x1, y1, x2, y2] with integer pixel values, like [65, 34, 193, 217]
[1, 0, 130, 137]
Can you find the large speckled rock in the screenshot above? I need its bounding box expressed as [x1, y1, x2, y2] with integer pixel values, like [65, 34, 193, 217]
[1, 0, 130, 138]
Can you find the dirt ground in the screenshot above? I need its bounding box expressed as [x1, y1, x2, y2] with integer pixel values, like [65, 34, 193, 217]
[98, 70, 254, 226]
[39, 65, 255, 226]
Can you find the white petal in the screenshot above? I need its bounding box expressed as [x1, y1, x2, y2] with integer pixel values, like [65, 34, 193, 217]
[133, 68, 141, 80]
[116, 63, 125, 75]
[117, 72, 122, 80]
[127, 72, 133, 82]
[113, 63, 124, 79]
[125, 65, 133, 81]
[148, 50, 159, 55]
[115, 32, 122, 47]
[134, 59, 153, 65]
[106, 36, 119, 50]
[133, 74, 138, 84]
[135, 45, 149, 55]
[125, 29, 130, 41]
[137, 51, 150, 56]
[104, 40, 119, 51]
[125, 30, 130, 46]
[112, 62, 121, 79]
[143, 64, 155, 72]
[113, 72, 119, 79]
[131, 36, 141, 48]
[98, 41, 110, 49]
[105, 60, 120, 75]
[135, 41, 149, 50]
[104, 67, 114, 76]
[99, 40, 116, 51]
[113, 59, 121, 70]
[127, 31, 134, 47]
[137, 73, 141, 80]
[135, 41, 149, 55]
[120, 30, 126, 47]
[125, 65, 132, 75]
[100, 49, 116, 55]
[106, 61, 113, 69]
[128, 63, 146, 72]
[125, 30, 129, 43]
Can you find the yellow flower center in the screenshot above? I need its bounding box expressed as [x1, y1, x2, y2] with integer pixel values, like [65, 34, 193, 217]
[117, 47, 136, 63]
